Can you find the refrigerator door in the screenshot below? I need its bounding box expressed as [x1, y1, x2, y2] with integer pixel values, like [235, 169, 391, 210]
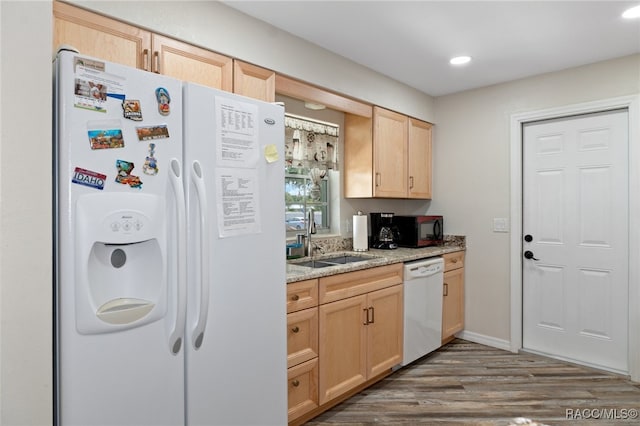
[55, 51, 185, 425]
[183, 83, 287, 425]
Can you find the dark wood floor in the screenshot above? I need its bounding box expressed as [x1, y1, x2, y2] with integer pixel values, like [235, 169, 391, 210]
[305, 339, 640, 425]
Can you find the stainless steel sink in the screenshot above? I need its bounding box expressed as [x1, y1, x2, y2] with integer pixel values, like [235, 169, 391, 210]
[291, 254, 374, 269]
[320, 255, 370, 264]
[294, 260, 336, 268]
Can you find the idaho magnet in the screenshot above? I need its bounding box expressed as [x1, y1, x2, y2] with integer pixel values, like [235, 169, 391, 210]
[143, 143, 159, 176]
[155, 87, 171, 116]
[115, 159, 142, 189]
[72, 167, 106, 190]
[122, 99, 143, 121]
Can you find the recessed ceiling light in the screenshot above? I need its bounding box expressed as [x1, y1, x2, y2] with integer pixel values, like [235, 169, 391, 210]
[450, 56, 472, 66]
[622, 5, 640, 19]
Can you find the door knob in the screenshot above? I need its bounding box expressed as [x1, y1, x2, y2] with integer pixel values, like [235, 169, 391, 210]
[524, 234, 533, 242]
[524, 250, 539, 261]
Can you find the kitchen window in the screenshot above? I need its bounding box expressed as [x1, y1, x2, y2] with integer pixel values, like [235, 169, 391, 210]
[284, 113, 338, 236]
[285, 172, 329, 235]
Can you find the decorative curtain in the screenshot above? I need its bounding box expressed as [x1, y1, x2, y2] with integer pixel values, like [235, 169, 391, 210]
[284, 113, 339, 176]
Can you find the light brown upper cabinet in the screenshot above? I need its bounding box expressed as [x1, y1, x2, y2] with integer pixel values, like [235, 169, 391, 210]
[372, 107, 409, 198]
[152, 34, 232, 91]
[407, 118, 433, 199]
[345, 107, 433, 199]
[234, 60, 275, 102]
[53, 1, 149, 69]
[53, 1, 232, 91]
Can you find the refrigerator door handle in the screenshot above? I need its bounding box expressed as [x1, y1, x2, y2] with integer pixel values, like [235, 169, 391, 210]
[168, 158, 187, 355]
[191, 161, 210, 349]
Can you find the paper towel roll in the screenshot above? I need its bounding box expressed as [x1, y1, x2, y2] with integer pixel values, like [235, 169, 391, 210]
[353, 213, 368, 252]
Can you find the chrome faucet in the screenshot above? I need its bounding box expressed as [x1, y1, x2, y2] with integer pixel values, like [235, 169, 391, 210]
[306, 208, 316, 257]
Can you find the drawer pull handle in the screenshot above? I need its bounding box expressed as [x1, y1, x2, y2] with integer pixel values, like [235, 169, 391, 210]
[443, 282, 449, 297]
[291, 294, 300, 301]
[368, 306, 375, 324]
[292, 379, 300, 387]
[291, 326, 300, 333]
[363, 308, 369, 325]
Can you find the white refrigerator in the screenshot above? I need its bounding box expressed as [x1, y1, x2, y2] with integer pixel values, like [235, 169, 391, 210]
[54, 50, 287, 426]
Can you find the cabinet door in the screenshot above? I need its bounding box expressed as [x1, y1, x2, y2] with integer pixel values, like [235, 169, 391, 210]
[344, 114, 374, 198]
[408, 118, 433, 199]
[288, 358, 319, 422]
[287, 308, 319, 368]
[367, 285, 403, 377]
[151, 34, 233, 90]
[233, 60, 275, 102]
[318, 295, 367, 405]
[53, 1, 151, 69]
[373, 107, 408, 198]
[442, 267, 464, 340]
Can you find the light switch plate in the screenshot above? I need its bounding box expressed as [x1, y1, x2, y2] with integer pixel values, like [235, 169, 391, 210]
[493, 217, 509, 233]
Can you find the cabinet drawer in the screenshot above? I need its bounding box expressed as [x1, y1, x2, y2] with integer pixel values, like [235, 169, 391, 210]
[287, 279, 319, 313]
[288, 358, 319, 422]
[287, 308, 319, 368]
[443, 251, 465, 271]
[319, 263, 403, 304]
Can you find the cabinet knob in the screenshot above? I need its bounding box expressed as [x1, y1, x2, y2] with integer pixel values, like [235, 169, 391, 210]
[291, 294, 300, 301]
[291, 326, 300, 333]
[291, 379, 300, 387]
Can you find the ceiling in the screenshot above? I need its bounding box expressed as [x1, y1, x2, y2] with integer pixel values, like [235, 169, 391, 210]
[222, 1, 640, 97]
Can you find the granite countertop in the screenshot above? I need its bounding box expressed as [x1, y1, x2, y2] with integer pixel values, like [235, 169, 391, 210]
[286, 239, 465, 283]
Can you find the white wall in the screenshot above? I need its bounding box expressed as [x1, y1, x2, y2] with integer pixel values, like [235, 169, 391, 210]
[0, 1, 53, 425]
[432, 54, 640, 344]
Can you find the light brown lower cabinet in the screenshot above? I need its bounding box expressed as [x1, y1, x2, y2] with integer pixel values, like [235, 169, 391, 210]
[318, 264, 403, 405]
[442, 251, 465, 343]
[317, 284, 403, 405]
[287, 263, 404, 424]
[287, 358, 319, 421]
[286, 279, 319, 422]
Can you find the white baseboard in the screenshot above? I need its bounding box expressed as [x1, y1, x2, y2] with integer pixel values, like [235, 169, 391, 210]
[455, 330, 513, 352]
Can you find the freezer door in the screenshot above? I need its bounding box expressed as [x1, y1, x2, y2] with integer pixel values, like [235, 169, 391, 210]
[55, 51, 185, 426]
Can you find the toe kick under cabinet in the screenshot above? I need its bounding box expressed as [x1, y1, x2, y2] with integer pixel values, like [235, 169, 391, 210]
[287, 263, 404, 425]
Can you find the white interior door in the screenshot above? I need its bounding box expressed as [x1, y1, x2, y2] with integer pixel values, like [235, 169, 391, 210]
[522, 109, 629, 374]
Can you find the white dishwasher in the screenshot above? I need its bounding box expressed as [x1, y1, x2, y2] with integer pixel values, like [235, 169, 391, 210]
[401, 257, 444, 366]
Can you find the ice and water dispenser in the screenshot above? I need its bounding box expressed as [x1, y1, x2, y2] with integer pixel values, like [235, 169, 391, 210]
[74, 192, 168, 334]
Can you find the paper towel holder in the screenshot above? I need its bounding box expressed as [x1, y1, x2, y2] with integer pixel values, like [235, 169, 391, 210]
[352, 211, 369, 252]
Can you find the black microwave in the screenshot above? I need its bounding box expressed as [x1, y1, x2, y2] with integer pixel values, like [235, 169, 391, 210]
[393, 215, 444, 248]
